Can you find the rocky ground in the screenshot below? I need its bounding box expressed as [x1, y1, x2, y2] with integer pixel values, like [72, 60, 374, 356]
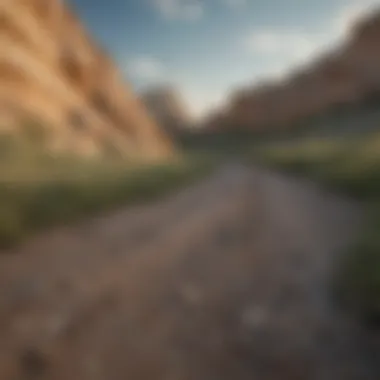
[0, 164, 378, 380]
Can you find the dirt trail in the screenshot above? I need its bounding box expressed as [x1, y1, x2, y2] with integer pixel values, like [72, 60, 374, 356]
[0, 164, 378, 380]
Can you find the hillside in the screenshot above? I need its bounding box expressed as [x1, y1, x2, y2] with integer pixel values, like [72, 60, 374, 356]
[0, 0, 173, 159]
[204, 9, 380, 133]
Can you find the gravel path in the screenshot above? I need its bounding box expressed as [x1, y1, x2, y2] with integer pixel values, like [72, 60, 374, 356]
[0, 164, 377, 380]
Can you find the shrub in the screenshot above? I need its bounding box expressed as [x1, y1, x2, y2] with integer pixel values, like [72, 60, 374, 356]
[334, 211, 380, 326]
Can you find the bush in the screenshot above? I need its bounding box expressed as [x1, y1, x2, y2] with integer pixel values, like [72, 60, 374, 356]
[0, 199, 25, 248]
[335, 211, 380, 326]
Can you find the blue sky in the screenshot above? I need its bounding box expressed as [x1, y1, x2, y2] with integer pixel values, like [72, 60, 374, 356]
[68, 0, 380, 118]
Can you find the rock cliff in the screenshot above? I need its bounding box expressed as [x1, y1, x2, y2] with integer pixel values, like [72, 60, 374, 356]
[0, 0, 173, 159]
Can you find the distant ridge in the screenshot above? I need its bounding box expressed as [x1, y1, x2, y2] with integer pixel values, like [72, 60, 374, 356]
[141, 85, 194, 136]
[204, 9, 380, 133]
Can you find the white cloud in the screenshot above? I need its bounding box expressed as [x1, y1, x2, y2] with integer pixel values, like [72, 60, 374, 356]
[244, 30, 326, 66]
[243, 32, 326, 84]
[153, 0, 204, 21]
[242, 0, 380, 83]
[127, 57, 165, 80]
[245, 31, 319, 60]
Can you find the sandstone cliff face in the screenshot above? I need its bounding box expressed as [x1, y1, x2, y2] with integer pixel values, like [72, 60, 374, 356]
[141, 86, 193, 136]
[0, 0, 173, 159]
[207, 10, 380, 132]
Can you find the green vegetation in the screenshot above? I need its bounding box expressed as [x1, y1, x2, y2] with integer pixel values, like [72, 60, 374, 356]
[0, 131, 216, 249]
[3, 116, 379, 325]
[335, 207, 380, 326]
[253, 131, 380, 325]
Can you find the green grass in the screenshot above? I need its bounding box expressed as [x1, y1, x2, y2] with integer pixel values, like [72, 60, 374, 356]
[0, 132, 217, 249]
[253, 131, 380, 326]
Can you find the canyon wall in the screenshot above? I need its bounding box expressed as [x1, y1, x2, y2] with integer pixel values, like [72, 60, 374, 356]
[0, 0, 173, 159]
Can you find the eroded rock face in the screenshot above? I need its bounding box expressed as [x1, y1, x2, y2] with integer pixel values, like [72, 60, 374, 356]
[0, 0, 173, 159]
[206, 10, 380, 132]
